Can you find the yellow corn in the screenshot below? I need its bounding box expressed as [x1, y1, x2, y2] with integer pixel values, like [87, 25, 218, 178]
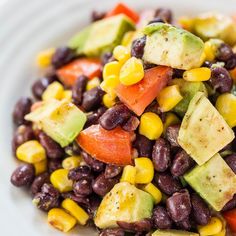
[48, 208, 76, 232]
[214, 229, 226, 236]
[121, 31, 135, 47]
[113, 45, 131, 63]
[119, 57, 144, 86]
[62, 156, 82, 170]
[157, 85, 183, 112]
[50, 169, 73, 193]
[100, 75, 120, 96]
[163, 112, 181, 134]
[62, 90, 72, 102]
[183, 67, 211, 82]
[135, 158, 154, 184]
[36, 48, 55, 68]
[178, 17, 194, 31]
[42, 81, 64, 101]
[86, 77, 100, 91]
[204, 41, 216, 61]
[198, 217, 222, 236]
[16, 140, 46, 163]
[103, 61, 121, 81]
[143, 183, 162, 204]
[216, 93, 236, 128]
[139, 112, 163, 140]
[120, 165, 136, 184]
[34, 159, 47, 175]
[62, 198, 89, 225]
[103, 93, 116, 108]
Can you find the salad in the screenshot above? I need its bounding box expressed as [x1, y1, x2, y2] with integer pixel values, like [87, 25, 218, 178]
[10, 2, 236, 236]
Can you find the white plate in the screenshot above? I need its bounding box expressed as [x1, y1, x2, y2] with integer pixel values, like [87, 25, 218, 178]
[0, 0, 235, 235]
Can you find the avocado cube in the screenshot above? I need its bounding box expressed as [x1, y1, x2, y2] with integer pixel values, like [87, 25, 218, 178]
[184, 153, 236, 211]
[25, 100, 87, 147]
[178, 92, 234, 165]
[152, 230, 199, 236]
[143, 23, 204, 70]
[94, 182, 154, 229]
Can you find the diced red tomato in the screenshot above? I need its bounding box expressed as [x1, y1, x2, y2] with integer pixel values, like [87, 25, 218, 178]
[77, 124, 133, 165]
[56, 58, 102, 87]
[115, 66, 172, 116]
[223, 208, 236, 232]
[106, 3, 140, 23]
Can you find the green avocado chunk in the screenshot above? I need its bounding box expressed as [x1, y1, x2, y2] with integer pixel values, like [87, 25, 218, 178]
[178, 92, 235, 165]
[152, 230, 199, 236]
[69, 14, 135, 56]
[171, 79, 207, 117]
[94, 182, 154, 229]
[184, 153, 236, 211]
[25, 99, 87, 147]
[143, 23, 204, 70]
[192, 12, 236, 45]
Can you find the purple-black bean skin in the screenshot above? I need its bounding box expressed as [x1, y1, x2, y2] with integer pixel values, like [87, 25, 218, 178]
[216, 43, 233, 62]
[224, 154, 236, 173]
[72, 75, 88, 105]
[73, 178, 93, 196]
[68, 166, 92, 181]
[31, 172, 50, 195]
[121, 116, 140, 132]
[165, 124, 181, 148]
[99, 228, 125, 236]
[131, 36, 146, 59]
[222, 194, 236, 212]
[81, 151, 105, 172]
[155, 8, 172, 23]
[152, 206, 173, 229]
[104, 165, 123, 179]
[133, 134, 153, 158]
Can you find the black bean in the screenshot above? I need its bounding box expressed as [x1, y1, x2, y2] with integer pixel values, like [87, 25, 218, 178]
[155, 8, 172, 23]
[33, 183, 60, 211]
[148, 17, 165, 24]
[68, 166, 92, 181]
[225, 154, 236, 173]
[12, 125, 34, 153]
[85, 106, 107, 128]
[144, 101, 163, 117]
[203, 61, 214, 68]
[31, 172, 50, 195]
[175, 218, 192, 231]
[191, 194, 211, 226]
[105, 165, 123, 179]
[155, 172, 182, 195]
[47, 159, 62, 173]
[99, 104, 131, 130]
[166, 189, 192, 222]
[38, 132, 64, 159]
[13, 97, 32, 125]
[64, 141, 81, 156]
[133, 134, 153, 158]
[91, 10, 106, 22]
[165, 124, 181, 148]
[216, 43, 234, 62]
[225, 54, 236, 70]
[152, 206, 173, 229]
[86, 194, 101, 217]
[143, 63, 156, 70]
[171, 150, 195, 177]
[117, 219, 152, 232]
[131, 36, 146, 59]
[31, 76, 56, 99]
[73, 178, 93, 196]
[152, 138, 171, 172]
[222, 194, 236, 212]
[92, 173, 119, 196]
[81, 151, 105, 172]
[209, 67, 233, 93]
[11, 164, 35, 187]
[72, 75, 88, 105]
[172, 69, 185, 78]
[82, 87, 105, 111]
[101, 52, 114, 66]
[121, 116, 140, 132]
[99, 228, 125, 236]
[51, 46, 76, 69]
[61, 192, 90, 207]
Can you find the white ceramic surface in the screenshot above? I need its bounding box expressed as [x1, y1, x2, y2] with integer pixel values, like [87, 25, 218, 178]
[0, 0, 236, 235]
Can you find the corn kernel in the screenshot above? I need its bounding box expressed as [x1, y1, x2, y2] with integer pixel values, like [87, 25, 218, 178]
[113, 45, 131, 63]
[86, 77, 100, 91]
[163, 112, 180, 134]
[42, 81, 64, 101]
[119, 57, 144, 86]
[215, 229, 226, 236]
[62, 90, 72, 102]
[100, 75, 120, 95]
[48, 208, 76, 232]
[103, 93, 116, 108]
[183, 67, 211, 82]
[139, 112, 163, 140]
[135, 158, 154, 184]
[36, 48, 55, 68]
[121, 31, 135, 47]
[34, 159, 47, 175]
[103, 61, 121, 81]
[157, 85, 183, 112]
[204, 41, 216, 61]
[50, 169, 73, 193]
[62, 156, 81, 170]
[198, 217, 222, 236]
[216, 93, 236, 127]
[178, 17, 194, 31]
[143, 183, 162, 204]
[16, 140, 46, 163]
[120, 165, 136, 184]
[62, 198, 89, 225]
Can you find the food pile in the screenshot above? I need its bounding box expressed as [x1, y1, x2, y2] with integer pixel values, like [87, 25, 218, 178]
[10, 2, 236, 236]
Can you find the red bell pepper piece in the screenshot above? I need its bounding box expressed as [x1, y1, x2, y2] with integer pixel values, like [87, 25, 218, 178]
[223, 208, 236, 232]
